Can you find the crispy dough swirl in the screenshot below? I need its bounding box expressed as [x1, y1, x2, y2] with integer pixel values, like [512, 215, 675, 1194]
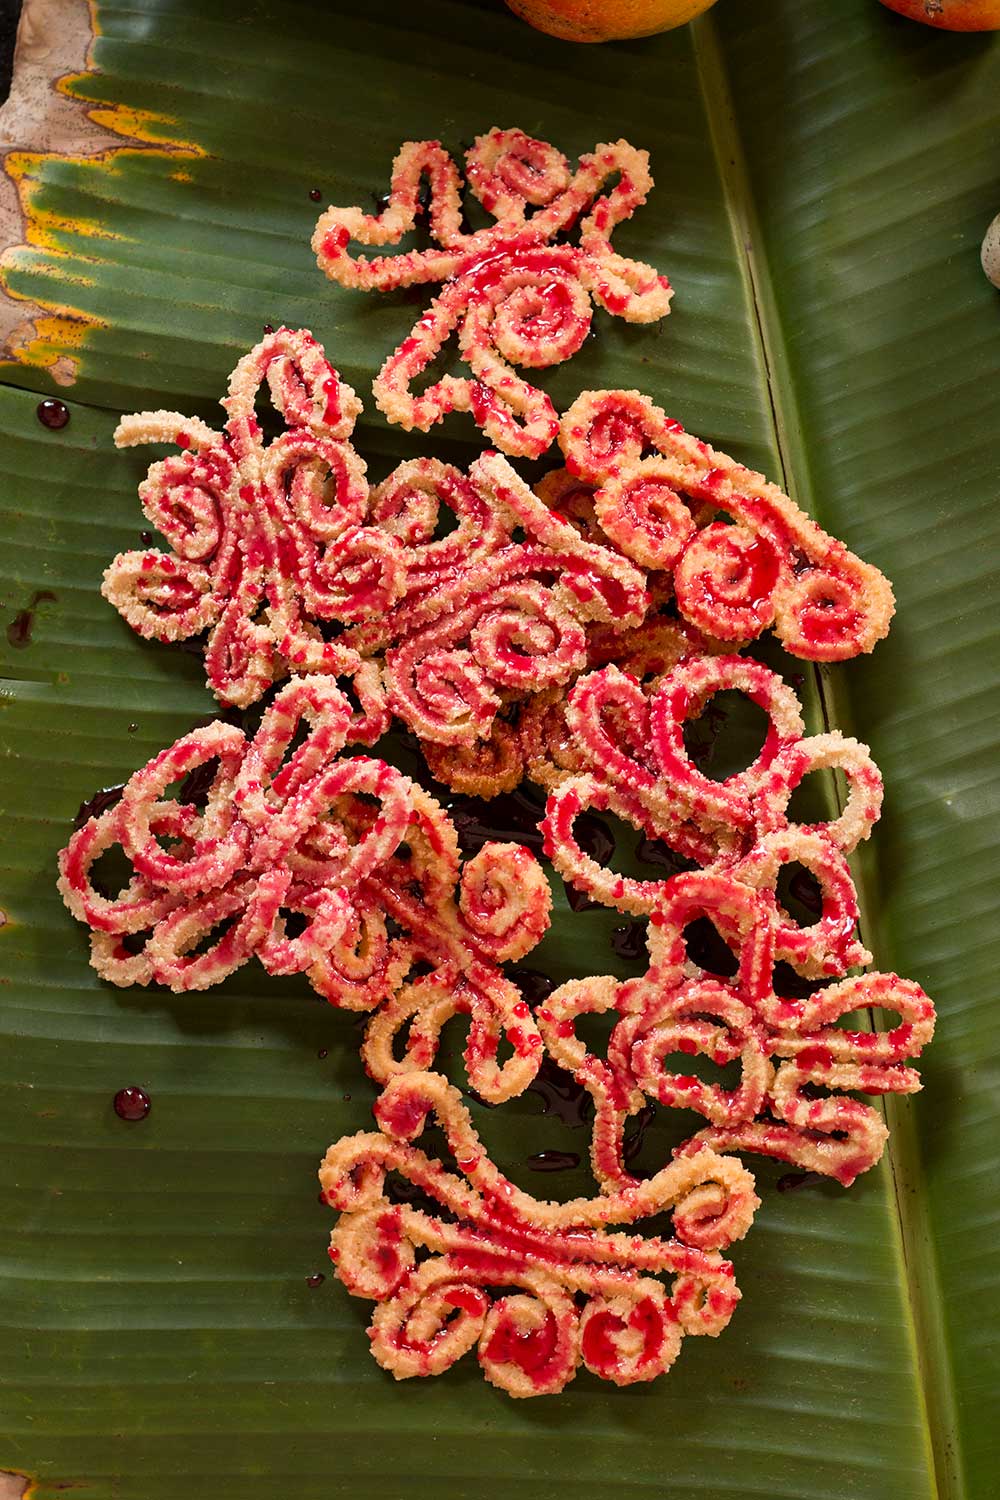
[312, 130, 672, 458]
[320, 1070, 754, 1395]
[58, 678, 552, 1104]
[559, 388, 895, 660]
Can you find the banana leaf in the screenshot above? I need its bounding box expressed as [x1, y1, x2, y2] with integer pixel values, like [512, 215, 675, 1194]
[1, 1, 997, 1497]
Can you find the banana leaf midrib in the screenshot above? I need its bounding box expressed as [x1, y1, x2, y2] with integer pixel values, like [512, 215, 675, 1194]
[691, 14, 954, 1498]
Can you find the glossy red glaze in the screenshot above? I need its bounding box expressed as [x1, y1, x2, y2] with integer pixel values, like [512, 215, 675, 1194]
[443, 1286, 489, 1317]
[484, 1307, 558, 1379]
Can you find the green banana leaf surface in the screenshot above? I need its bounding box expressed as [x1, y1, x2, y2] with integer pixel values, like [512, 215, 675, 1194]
[0, 1, 998, 1497]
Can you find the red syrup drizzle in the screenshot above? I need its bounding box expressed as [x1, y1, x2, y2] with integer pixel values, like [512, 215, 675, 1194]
[376, 1089, 429, 1139]
[799, 599, 862, 649]
[36, 398, 70, 430]
[7, 590, 56, 649]
[443, 1286, 489, 1317]
[113, 1085, 151, 1121]
[732, 535, 781, 606]
[454, 243, 580, 297]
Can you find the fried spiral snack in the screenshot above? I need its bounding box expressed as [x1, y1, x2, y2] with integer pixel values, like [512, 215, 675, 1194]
[89, 137, 927, 1405]
[104, 327, 391, 712]
[57, 678, 552, 1101]
[529, 652, 934, 1188]
[104, 333, 653, 752]
[312, 129, 672, 457]
[543, 652, 883, 887]
[308, 644, 932, 1400]
[320, 1070, 756, 1395]
[533, 879, 934, 1189]
[338, 447, 649, 765]
[558, 388, 895, 660]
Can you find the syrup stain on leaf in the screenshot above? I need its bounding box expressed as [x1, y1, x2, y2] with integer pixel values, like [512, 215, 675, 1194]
[73, 784, 125, 829]
[7, 590, 56, 649]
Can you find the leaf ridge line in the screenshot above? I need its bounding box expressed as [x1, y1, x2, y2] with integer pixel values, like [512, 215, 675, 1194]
[689, 15, 958, 1500]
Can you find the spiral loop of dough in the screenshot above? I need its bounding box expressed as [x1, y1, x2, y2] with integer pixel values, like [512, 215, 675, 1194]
[58, 679, 552, 1023]
[421, 717, 524, 799]
[319, 1069, 750, 1393]
[532, 859, 934, 1193]
[558, 387, 894, 659]
[674, 522, 784, 641]
[579, 1280, 681, 1387]
[314, 133, 671, 458]
[479, 1284, 580, 1398]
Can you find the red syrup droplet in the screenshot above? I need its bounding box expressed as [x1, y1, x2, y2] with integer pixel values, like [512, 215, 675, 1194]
[262, 324, 274, 335]
[309, 187, 323, 202]
[306, 1272, 325, 1288]
[113, 1086, 151, 1121]
[36, 398, 70, 430]
[318, 1049, 328, 1059]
